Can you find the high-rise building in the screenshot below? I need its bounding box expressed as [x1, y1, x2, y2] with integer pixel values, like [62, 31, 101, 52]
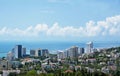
[68, 46, 78, 58]
[78, 48, 84, 56]
[30, 50, 36, 56]
[30, 49, 49, 57]
[7, 51, 15, 61]
[64, 49, 68, 58]
[22, 47, 26, 56]
[42, 49, 49, 57]
[86, 42, 93, 53]
[15, 45, 22, 58]
[35, 49, 42, 57]
[57, 51, 64, 60]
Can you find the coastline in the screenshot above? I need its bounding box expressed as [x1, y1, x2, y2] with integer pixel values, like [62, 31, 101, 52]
[0, 41, 120, 58]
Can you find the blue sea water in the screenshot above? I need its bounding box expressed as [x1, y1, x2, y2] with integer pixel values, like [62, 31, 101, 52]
[0, 41, 120, 58]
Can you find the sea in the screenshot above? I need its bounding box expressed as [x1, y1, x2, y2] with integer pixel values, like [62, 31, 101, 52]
[0, 41, 120, 58]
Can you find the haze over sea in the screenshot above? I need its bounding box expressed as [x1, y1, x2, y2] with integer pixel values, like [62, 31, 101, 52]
[0, 41, 120, 58]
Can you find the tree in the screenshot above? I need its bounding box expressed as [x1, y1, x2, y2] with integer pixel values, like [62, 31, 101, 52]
[2, 57, 5, 60]
[0, 71, 3, 74]
[26, 70, 37, 76]
[114, 70, 120, 76]
[38, 73, 47, 76]
[3, 65, 6, 69]
[76, 71, 82, 76]
[8, 72, 17, 76]
[47, 73, 54, 76]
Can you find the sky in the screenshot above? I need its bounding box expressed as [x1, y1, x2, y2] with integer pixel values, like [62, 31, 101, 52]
[0, 0, 120, 42]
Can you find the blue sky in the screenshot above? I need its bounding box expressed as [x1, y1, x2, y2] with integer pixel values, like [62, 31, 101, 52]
[0, 0, 120, 42]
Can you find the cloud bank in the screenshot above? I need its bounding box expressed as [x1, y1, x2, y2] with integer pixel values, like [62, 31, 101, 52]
[0, 15, 120, 41]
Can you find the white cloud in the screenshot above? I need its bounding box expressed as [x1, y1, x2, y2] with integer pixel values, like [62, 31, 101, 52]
[109, 27, 118, 35]
[0, 15, 120, 40]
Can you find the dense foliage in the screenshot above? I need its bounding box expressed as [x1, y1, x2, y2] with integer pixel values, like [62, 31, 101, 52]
[8, 69, 109, 76]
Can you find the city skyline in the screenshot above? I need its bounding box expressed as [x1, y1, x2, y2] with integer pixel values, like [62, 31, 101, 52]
[0, 0, 120, 41]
